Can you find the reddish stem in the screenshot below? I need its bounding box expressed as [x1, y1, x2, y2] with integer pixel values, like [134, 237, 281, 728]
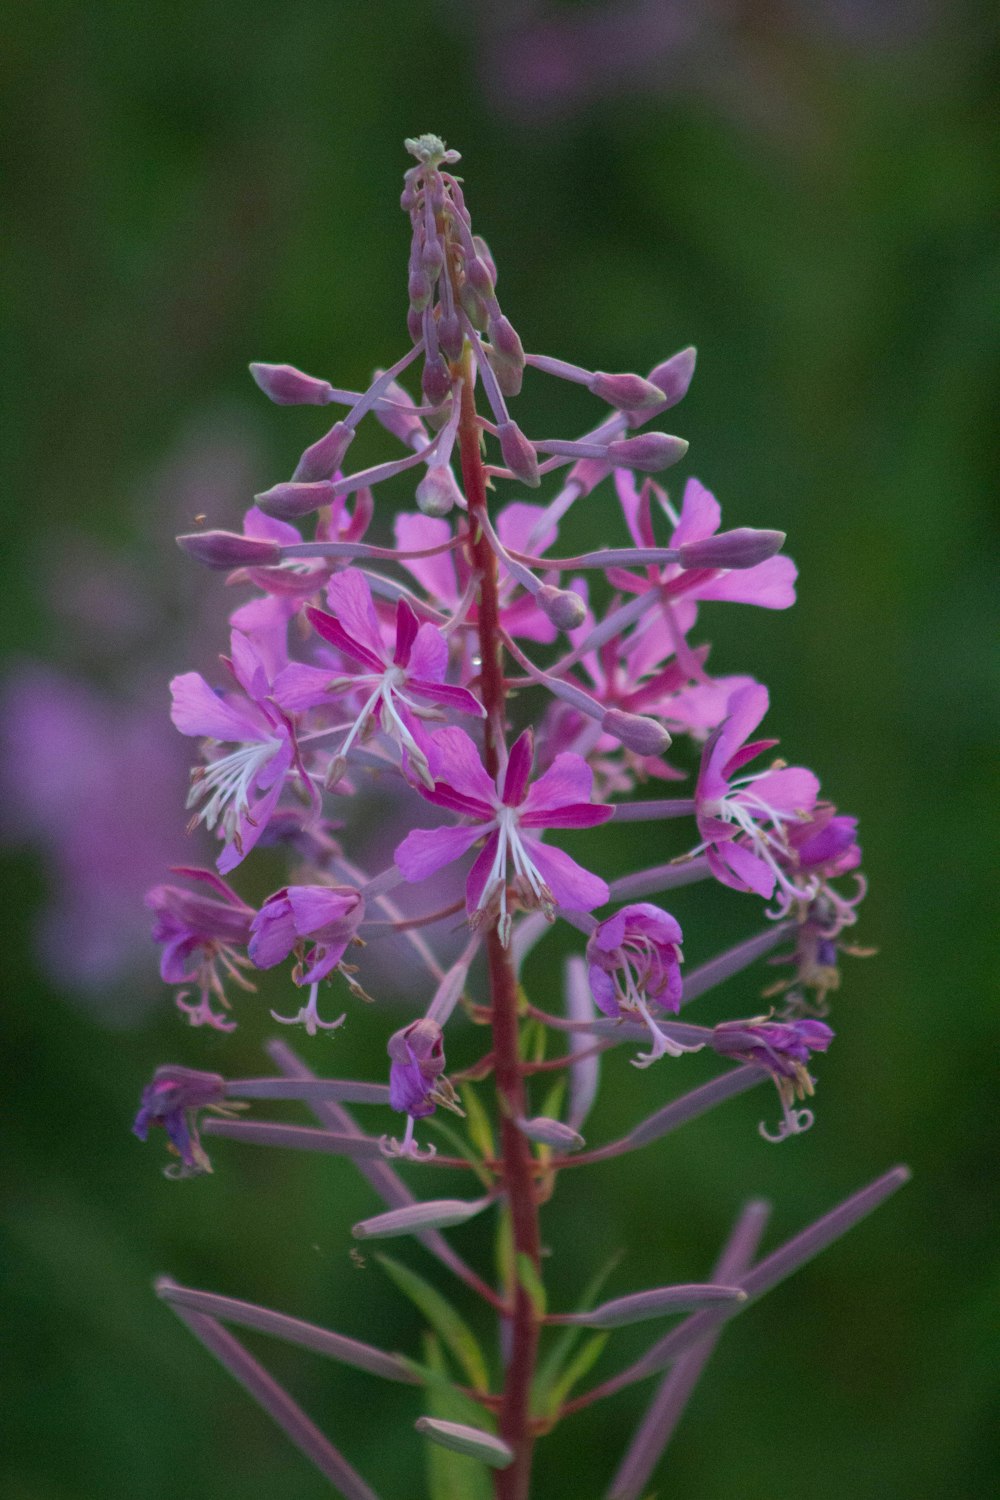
[457, 357, 541, 1500]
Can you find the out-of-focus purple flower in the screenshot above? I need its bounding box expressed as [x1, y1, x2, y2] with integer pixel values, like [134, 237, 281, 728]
[712, 1015, 834, 1142]
[132, 1064, 241, 1177]
[694, 683, 819, 899]
[395, 725, 613, 943]
[146, 867, 255, 1031]
[388, 1017, 449, 1119]
[172, 630, 310, 874]
[587, 903, 691, 1067]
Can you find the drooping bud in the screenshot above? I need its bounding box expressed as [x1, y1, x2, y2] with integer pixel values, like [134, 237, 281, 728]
[255, 480, 340, 519]
[292, 421, 355, 483]
[249, 362, 336, 406]
[606, 432, 689, 473]
[601, 708, 672, 756]
[415, 465, 461, 517]
[678, 528, 785, 571]
[352, 1195, 493, 1240]
[176, 530, 282, 571]
[515, 1116, 585, 1151]
[497, 420, 540, 487]
[536, 584, 587, 631]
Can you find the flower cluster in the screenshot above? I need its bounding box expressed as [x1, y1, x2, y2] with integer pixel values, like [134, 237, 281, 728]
[133, 136, 899, 1499]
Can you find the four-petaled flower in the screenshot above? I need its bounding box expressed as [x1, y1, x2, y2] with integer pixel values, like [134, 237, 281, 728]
[587, 903, 693, 1067]
[145, 866, 255, 1030]
[694, 682, 819, 899]
[274, 568, 483, 786]
[395, 725, 613, 943]
[171, 631, 310, 873]
[132, 1065, 244, 1177]
[711, 1016, 834, 1143]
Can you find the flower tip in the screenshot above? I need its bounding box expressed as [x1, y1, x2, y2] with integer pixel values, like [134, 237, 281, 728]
[678, 527, 785, 571]
[414, 1418, 513, 1469]
[249, 361, 336, 406]
[176, 530, 282, 570]
[602, 708, 671, 756]
[255, 480, 339, 519]
[497, 420, 540, 487]
[607, 432, 688, 473]
[536, 583, 587, 631]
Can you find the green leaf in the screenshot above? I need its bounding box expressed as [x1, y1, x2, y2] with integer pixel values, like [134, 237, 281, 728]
[533, 1250, 624, 1418]
[495, 1206, 515, 1301]
[539, 1075, 566, 1127]
[420, 1335, 494, 1500]
[425, 1114, 493, 1190]
[459, 1083, 495, 1164]
[377, 1256, 490, 1394]
[544, 1332, 608, 1418]
[516, 1252, 547, 1318]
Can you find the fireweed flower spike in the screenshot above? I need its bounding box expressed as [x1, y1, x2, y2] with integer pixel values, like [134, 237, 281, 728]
[133, 136, 905, 1499]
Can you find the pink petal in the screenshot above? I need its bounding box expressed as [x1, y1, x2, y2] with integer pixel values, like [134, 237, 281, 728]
[425, 727, 497, 811]
[325, 569, 386, 661]
[742, 766, 820, 818]
[708, 840, 776, 899]
[613, 468, 648, 549]
[525, 839, 609, 912]
[393, 598, 419, 667]
[465, 830, 500, 912]
[169, 673, 267, 742]
[496, 502, 557, 557]
[287, 885, 357, 935]
[395, 822, 485, 881]
[520, 752, 596, 821]
[670, 477, 721, 548]
[394, 513, 459, 601]
[408, 679, 485, 716]
[271, 662, 344, 712]
[713, 683, 770, 778]
[228, 630, 271, 702]
[497, 593, 557, 644]
[527, 802, 614, 831]
[502, 730, 535, 806]
[407, 622, 449, 683]
[693, 555, 798, 610]
[243, 505, 302, 547]
[229, 594, 292, 682]
[306, 606, 384, 672]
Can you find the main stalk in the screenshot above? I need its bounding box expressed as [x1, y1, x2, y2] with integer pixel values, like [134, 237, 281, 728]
[457, 356, 542, 1499]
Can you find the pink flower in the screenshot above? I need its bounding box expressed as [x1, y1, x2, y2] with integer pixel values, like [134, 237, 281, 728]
[273, 568, 483, 786]
[133, 1064, 242, 1177]
[249, 884, 364, 986]
[694, 683, 819, 899]
[171, 630, 309, 874]
[711, 1016, 834, 1143]
[145, 867, 255, 1030]
[395, 725, 613, 942]
[587, 903, 690, 1067]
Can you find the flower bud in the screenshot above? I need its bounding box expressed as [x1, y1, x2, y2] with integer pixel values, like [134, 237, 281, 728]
[438, 310, 464, 362]
[601, 708, 672, 756]
[292, 421, 354, 483]
[352, 1195, 493, 1240]
[422, 354, 452, 406]
[516, 1116, 584, 1151]
[606, 432, 689, 473]
[176, 530, 282, 570]
[536, 584, 587, 631]
[472, 234, 497, 283]
[497, 420, 540, 487]
[415, 465, 461, 517]
[406, 306, 424, 344]
[643, 345, 697, 412]
[554, 1282, 746, 1329]
[421, 236, 445, 277]
[488, 314, 525, 397]
[464, 255, 494, 298]
[408, 267, 432, 310]
[589, 371, 666, 412]
[255, 480, 340, 519]
[678, 528, 785, 571]
[415, 1419, 513, 1469]
[373, 376, 427, 447]
[459, 278, 488, 328]
[249, 362, 335, 406]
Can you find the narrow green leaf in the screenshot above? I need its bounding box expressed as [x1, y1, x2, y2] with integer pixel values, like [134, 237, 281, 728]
[495, 1206, 515, 1301]
[516, 1252, 547, 1318]
[545, 1332, 608, 1417]
[539, 1075, 566, 1127]
[534, 1250, 624, 1416]
[425, 1114, 493, 1190]
[378, 1255, 490, 1394]
[459, 1083, 495, 1164]
[421, 1335, 494, 1500]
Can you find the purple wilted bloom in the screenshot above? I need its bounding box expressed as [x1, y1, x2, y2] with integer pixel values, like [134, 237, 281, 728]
[694, 683, 820, 899]
[712, 1016, 834, 1142]
[273, 567, 483, 787]
[172, 631, 311, 873]
[385, 1016, 462, 1157]
[588, 903, 695, 1067]
[133, 1065, 241, 1177]
[395, 725, 613, 943]
[248, 882, 365, 1014]
[146, 867, 255, 1030]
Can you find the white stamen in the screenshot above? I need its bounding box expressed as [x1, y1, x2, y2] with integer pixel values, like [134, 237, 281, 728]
[188, 736, 283, 838]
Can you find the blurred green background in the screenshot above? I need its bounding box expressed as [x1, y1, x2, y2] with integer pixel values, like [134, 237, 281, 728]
[3, 3, 997, 1497]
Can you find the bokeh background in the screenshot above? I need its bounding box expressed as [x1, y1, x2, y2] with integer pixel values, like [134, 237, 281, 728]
[4, 3, 997, 1497]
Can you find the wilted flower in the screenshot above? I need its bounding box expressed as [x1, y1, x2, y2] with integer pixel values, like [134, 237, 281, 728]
[132, 1065, 242, 1177]
[587, 903, 691, 1067]
[711, 1016, 834, 1142]
[146, 867, 255, 1030]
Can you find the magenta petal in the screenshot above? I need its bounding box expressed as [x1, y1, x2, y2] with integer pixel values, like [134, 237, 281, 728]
[242, 505, 301, 547]
[671, 477, 722, 548]
[498, 593, 557, 644]
[744, 766, 820, 817]
[502, 730, 535, 806]
[496, 501, 557, 557]
[325, 569, 386, 660]
[306, 606, 384, 672]
[407, 622, 449, 684]
[711, 840, 776, 898]
[722, 737, 780, 779]
[526, 839, 609, 912]
[170, 673, 267, 742]
[395, 822, 485, 881]
[217, 768, 287, 875]
[711, 682, 770, 777]
[465, 830, 500, 912]
[248, 893, 297, 968]
[286, 885, 357, 936]
[393, 598, 419, 667]
[695, 555, 798, 610]
[522, 802, 613, 831]
[425, 726, 497, 809]
[407, 679, 485, 716]
[394, 513, 459, 601]
[520, 752, 596, 821]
